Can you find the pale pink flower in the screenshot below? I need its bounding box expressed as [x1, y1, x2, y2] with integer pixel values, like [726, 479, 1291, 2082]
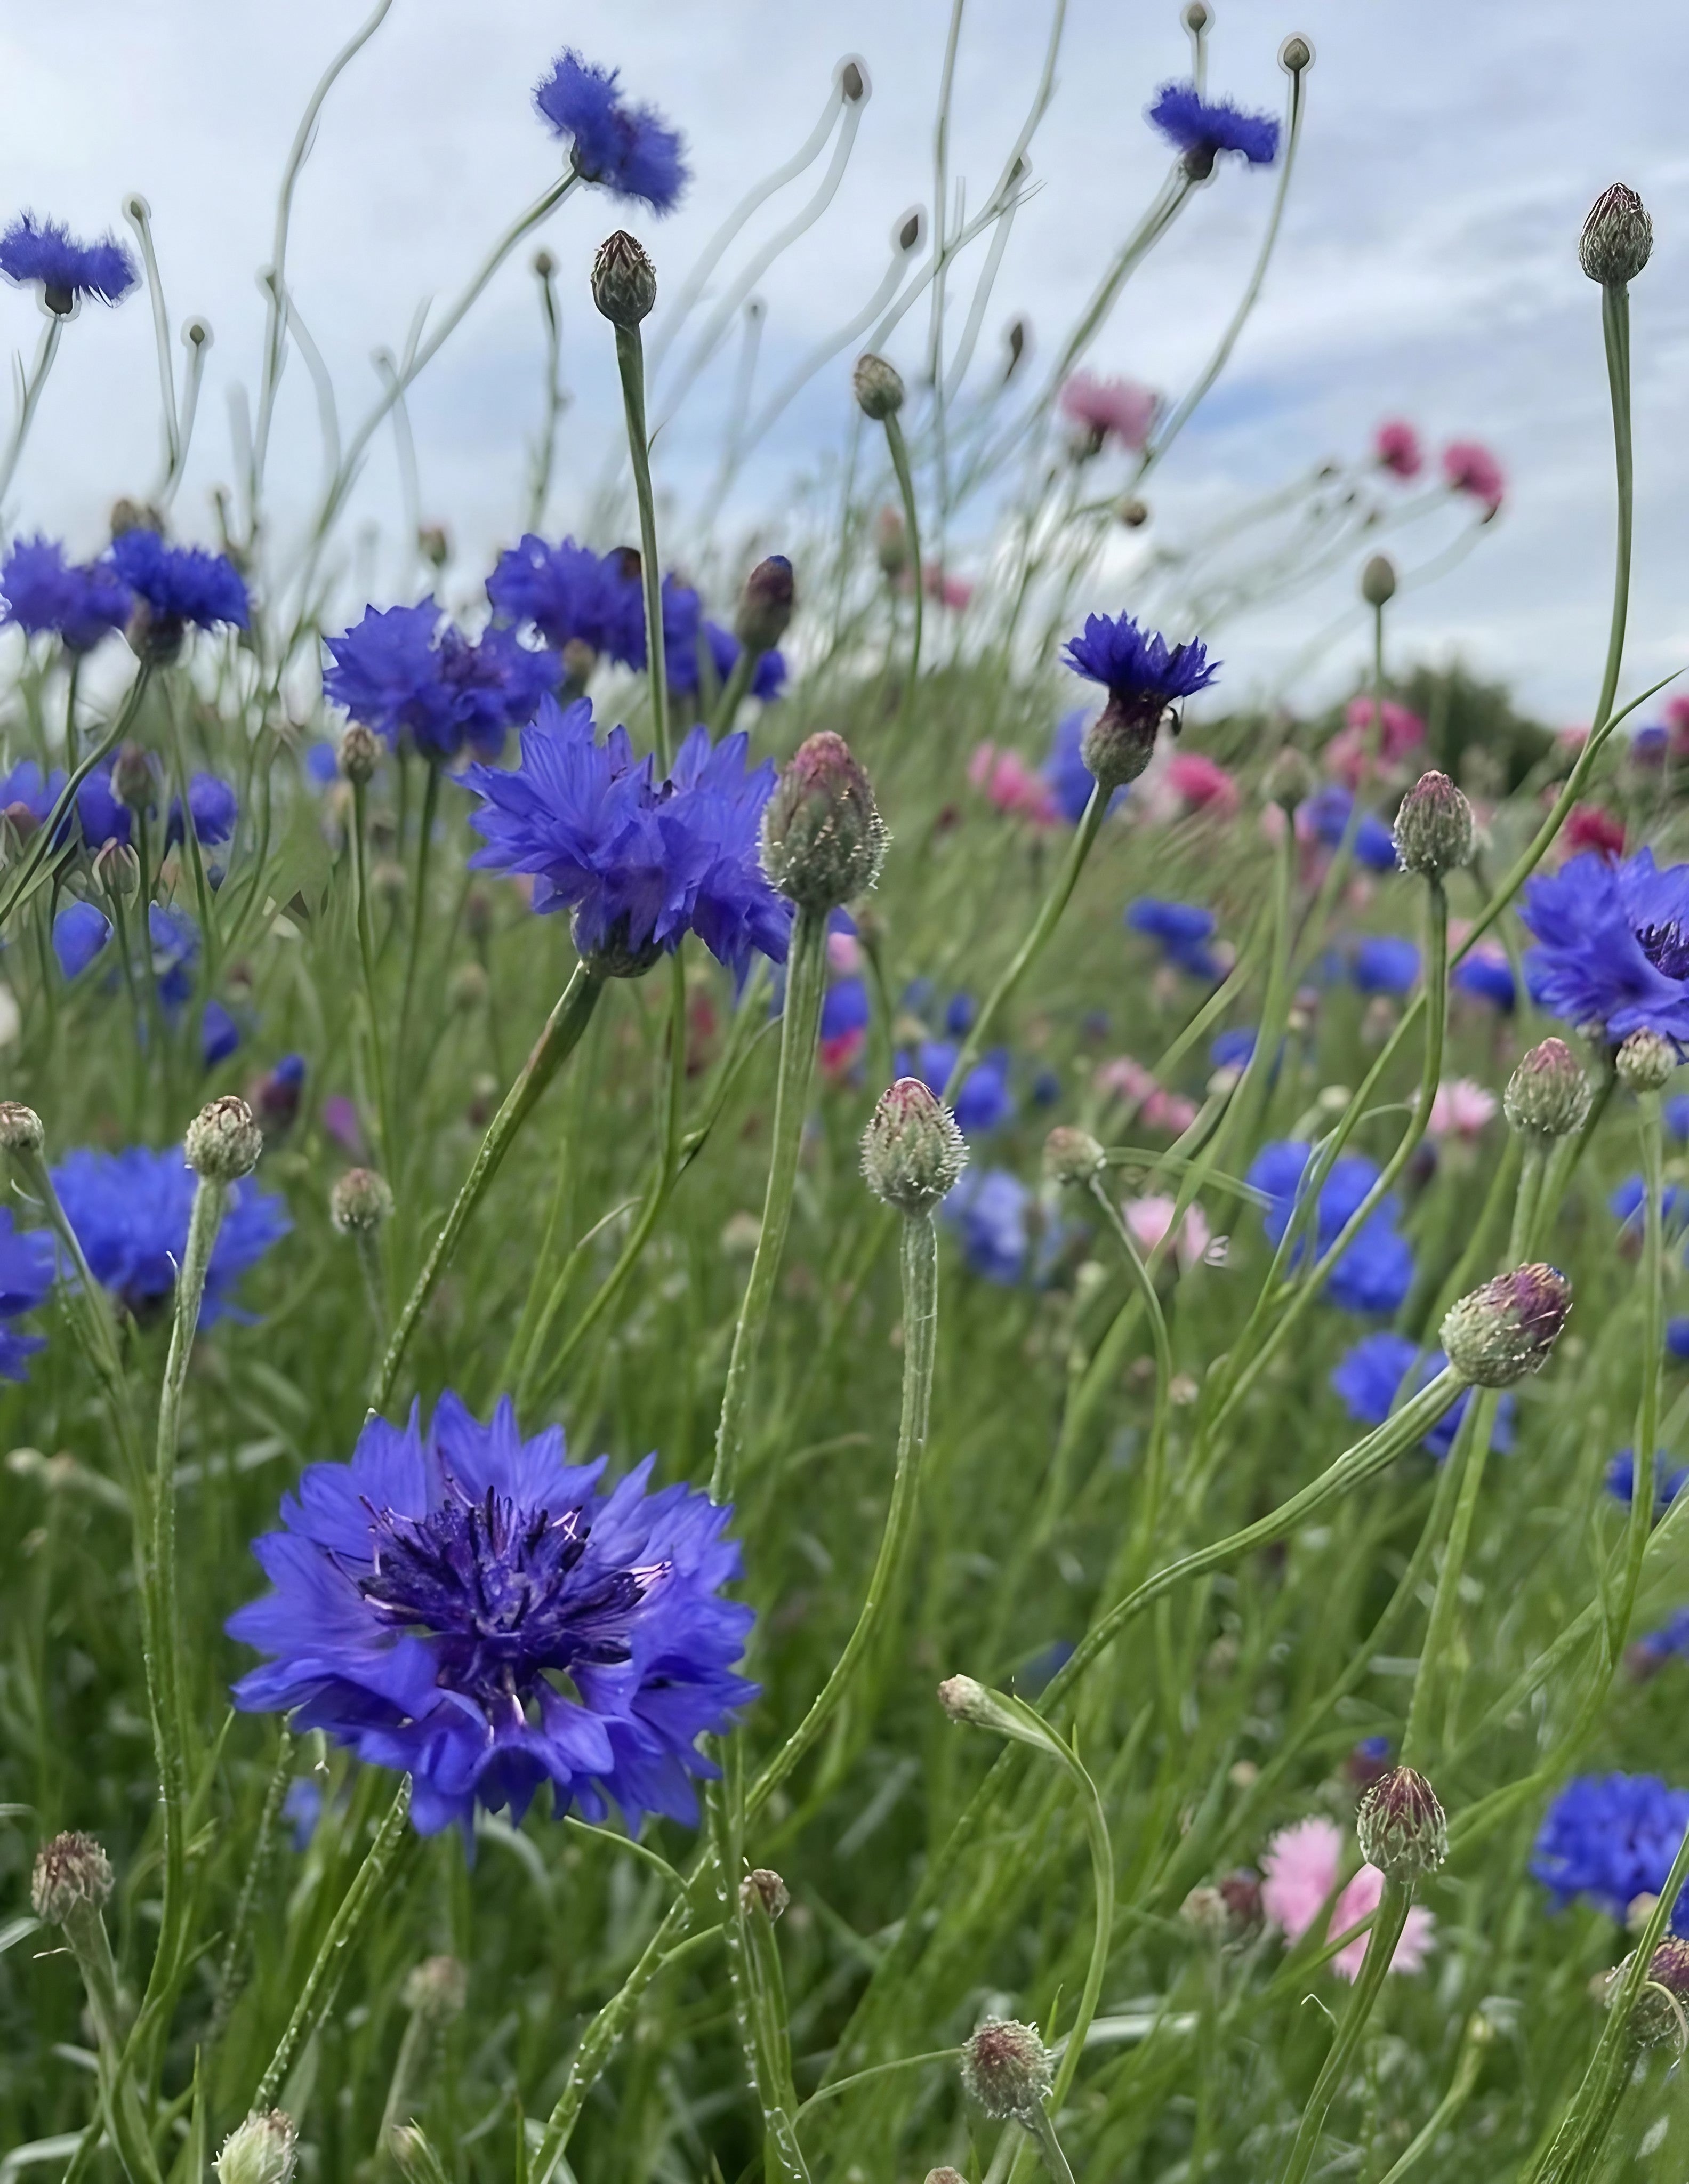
[1164, 751, 1240, 818]
[1374, 420, 1423, 480]
[826, 929, 864, 976]
[1668, 695, 1689, 758]
[923, 566, 976, 611]
[1095, 1055, 1158, 1105]
[969, 743, 1058, 827]
[1260, 1817, 1435, 1980]
[1123, 1193, 1212, 1270]
[1442, 439, 1505, 516]
[1059, 371, 1159, 453]
[1141, 1088, 1199, 1135]
[1327, 697, 1426, 787]
[1429, 1078, 1497, 1141]
[1329, 1862, 1437, 1980]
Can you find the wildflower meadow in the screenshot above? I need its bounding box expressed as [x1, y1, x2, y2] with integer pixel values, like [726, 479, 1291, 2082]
[3, 10, 1688, 2183]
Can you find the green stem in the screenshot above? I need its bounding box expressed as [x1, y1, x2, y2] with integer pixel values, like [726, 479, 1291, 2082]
[395, 758, 441, 1094]
[1376, 2013, 1492, 2184]
[614, 319, 672, 773]
[710, 906, 827, 1503]
[1277, 1877, 1413, 2184]
[58, 1897, 162, 2184]
[1592, 281, 1634, 736]
[710, 644, 759, 734]
[881, 411, 923, 737]
[371, 964, 605, 1410]
[1084, 1174, 1172, 1575]
[1025, 2107, 1078, 2184]
[351, 778, 393, 1173]
[0, 664, 152, 933]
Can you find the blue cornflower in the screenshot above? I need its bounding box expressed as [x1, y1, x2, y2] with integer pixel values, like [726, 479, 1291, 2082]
[1353, 936, 1419, 997]
[1, 537, 130, 652]
[1043, 709, 1123, 826]
[228, 1393, 755, 1840]
[1604, 1450, 1689, 1516]
[1331, 1332, 1515, 1461]
[1064, 613, 1218, 717]
[702, 621, 786, 704]
[108, 529, 248, 642]
[52, 901, 111, 980]
[0, 214, 136, 310]
[821, 975, 870, 1043]
[1248, 1141, 1414, 1315]
[1670, 1319, 1689, 1362]
[74, 759, 131, 850]
[149, 903, 198, 1010]
[1633, 1610, 1689, 1671]
[1609, 1176, 1689, 1235]
[1127, 898, 1222, 982]
[166, 773, 238, 849]
[1211, 1029, 1257, 1072]
[51, 1144, 289, 1323]
[1452, 943, 1516, 1013]
[464, 696, 792, 978]
[944, 1168, 1030, 1284]
[1667, 1096, 1689, 1143]
[1147, 83, 1281, 173]
[487, 535, 646, 668]
[534, 51, 689, 213]
[1522, 849, 1689, 1046]
[202, 999, 242, 1071]
[324, 601, 555, 763]
[303, 742, 339, 788]
[1533, 1774, 1689, 1933]
[899, 1040, 1015, 1135]
[282, 1777, 322, 1853]
[945, 993, 977, 1037]
[0, 759, 67, 830]
[1300, 786, 1398, 876]
[0, 1208, 53, 1382]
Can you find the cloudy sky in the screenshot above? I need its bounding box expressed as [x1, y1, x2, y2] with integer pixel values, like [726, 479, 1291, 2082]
[0, 1, 1684, 720]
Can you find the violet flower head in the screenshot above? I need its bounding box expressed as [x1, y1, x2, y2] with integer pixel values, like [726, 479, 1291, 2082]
[1352, 935, 1419, 997]
[227, 1393, 756, 1840]
[1, 537, 131, 652]
[534, 51, 689, 213]
[50, 1144, 289, 1324]
[1452, 943, 1516, 1013]
[324, 601, 554, 764]
[1533, 1774, 1689, 1934]
[486, 535, 646, 669]
[1604, 1449, 1689, 1517]
[1127, 898, 1222, 982]
[943, 1168, 1031, 1284]
[52, 901, 112, 981]
[464, 695, 792, 978]
[1331, 1332, 1515, 1462]
[108, 530, 248, 640]
[1521, 848, 1689, 1047]
[1147, 83, 1281, 175]
[1065, 613, 1218, 714]
[166, 773, 238, 850]
[0, 1207, 53, 1382]
[0, 758, 67, 832]
[1248, 1141, 1414, 1315]
[0, 215, 136, 311]
[704, 621, 786, 704]
[1300, 785, 1399, 875]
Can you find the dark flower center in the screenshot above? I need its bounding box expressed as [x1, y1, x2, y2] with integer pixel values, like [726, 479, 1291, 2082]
[1636, 921, 1689, 981]
[357, 1483, 665, 1718]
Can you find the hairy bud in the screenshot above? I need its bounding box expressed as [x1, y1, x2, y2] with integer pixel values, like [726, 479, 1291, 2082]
[1360, 553, 1397, 607]
[925, 2172, 968, 2184]
[1580, 184, 1653, 286]
[186, 1095, 262, 1183]
[1081, 694, 1163, 792]
[1264, 746, 1317, 815]
[760, 732, 887, 910]
[591, 231, 657, 327]
[215, 2112, 298, 2184]
[1357, 1764, 1447, 1882]
[401, 1954, 468, 2023]
[852, 352, 905, 422]
[861, 1078, 966, 1215]
[1503, 1039, 1592, 1140]
[339, 724, 381, 786]
[330, 1167, 395, 1234]
[1393, 770, 1474, 879]
[735, 555, 795, 656]
[738, 1868, 790, 1920]
[1616, 1028, 1677, 1095]
[1441, 1263, 1572, 1387]
[1279, 33, 1314, 73]
[960, 2019, 1054, 2122]
[31, 1830, 113, 1924]
[1043, 1125, 1105, 1186]
[1608, 1936, 1689, 2048]
[0, 1102, 44, 1155]
[94, 840, 141, 903]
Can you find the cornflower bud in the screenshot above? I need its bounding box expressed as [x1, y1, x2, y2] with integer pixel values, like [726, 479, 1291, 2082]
[401, 1954, 469, 2023]
[1360, 553, 1397, 607]
[1279, 33, 1314, 74]
[1180, 1884, 1230, 1939]
[591, 231, 657, 327]
[372, 859, 407, 906]
[448, 962, 489, 1014]
[1043, 1125, 1105, 1186]
[1181, 1, 1211, 29]
[760, 732, 886, 910]
[331, 1168, 395, 1234]
[735, 555, 795, 656]
[0, 799, 36, 844]
[0, 1102, 44, 1155]
[738, 1868, 790, 1920]
[1393, 770, 1474, 879]
[1263, 746, 1316, 815]
[1616, 1027, 1676, 1095]
[926, 2171, 967, 2184]
[960, 2019, 1055, 2122]
[112, 741, 155, 811]
[31, 1830, 113, 1924]
[852, 352, 905, 421]
[1503, 1039, 1592, 1140]
[1580, 183, 1653, 286]
[1117, 496, 1150, 528]
[417, 523, 450, 571]
[1356, 1764, 1447, 1882]
[215, 2112, 299, 2184]
[186, 1095, 262, 1184]
[340, 724, 381, 786]
[94, 840, 141, 902]
[1608, 1936, 1689, 2048]
[1441, 1263, 1572, 1387]
[861, 1078, 966, 1215]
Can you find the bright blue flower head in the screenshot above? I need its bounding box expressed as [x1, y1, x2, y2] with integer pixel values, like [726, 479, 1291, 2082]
[1533, 1774, 1689, 1933]
[1211, 1028, 1257, 1072]
[534, 51, 689, 213]
[1609, 1175, 1689, 1234]
[1634, 1610, 1689, 1670]
[899, 1040, 1015, 1135]
[1147, 83, 1281, 171]
[1, 537, 130, 652]
[820, 976, 870, 1042]
[1667, 1096, 1689, 1144]
[228, 1393, 755, 1840]
[324, 601, 554, 763]
[0, 214, 136, 309]
[1064, 613, 1218, 712]
[487, 536, 646, 668]
[0, 1208, 53, 1382]
[1301, 786, 1398, 874]
[74, 760, 131, 850]
[1522, 849, 1689, 1046]
[1331, 1332, 1515, 1461]
[1604, 1450, 1689, 1516]
[1248, 1140, 1414, 1315]
[108, 530, 248, 637]
[0, 759, 67, 829]
[51, 1144, 289, 1323]
[944, 1168, 1030, 1284]
[1452, 944, 1516, 1013]
[1353, 936, 1419, 997]
[53, 901, 111, 980]
[464, 696, 792, 978]
[166, 772, 238, 849]
[202, 999, 242, 1071]
[1127, 897, 1222, 982]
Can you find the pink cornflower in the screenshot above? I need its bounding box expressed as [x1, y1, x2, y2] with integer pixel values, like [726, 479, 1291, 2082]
[924, 566, 976, 612]
[1428, 1078, 1498, 1141]
[1141, 1088, 1199, 1135]
[820, 1029, 865, 1081]
[969, 743, 1058, 827]
[1667, 695, 1689, 758]
[1326, 697, 1425, 787]
[1164, 751, 1240, 818]
[1123, 1192, 1212, 1269]
[1259, 1817, 1436, 1980]
[1373, 420, 1423, 480]
[1442, 440, 1505, 516]
[1564, 802, 1625, 860]
[1095, 1055, 1159, 1105]
[1058, 371, 1159, 454]
[321, 1096, 365, 1159]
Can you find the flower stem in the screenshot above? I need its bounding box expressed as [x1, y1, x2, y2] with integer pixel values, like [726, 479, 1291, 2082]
[395, 756, 441, 1097]
[1025, 2106, 1079, 2184]
[881, 411, 923, 737]
[1276, 1876, 1413, 2184]
[613, 318, 672, 773]
[1084, 1175, 1172, 1576]
[371, 963, 605, 1411]
[0, 311, 63, 506]
[1591, 279, 1634, 735]
[0, 663, 153, 934]
[351, 776, 395, 1174]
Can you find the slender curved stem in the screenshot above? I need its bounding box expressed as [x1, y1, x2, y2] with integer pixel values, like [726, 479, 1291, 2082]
[1084, 1175, 1172, 1572]
[881, 412, 924, 737]
[0, 298, 63, 506]
[350, 777, 393, 1174]
[395, 758, 441, 1088]
[1277, 1877, 1412, 2184]
[613, 320, 672, 773]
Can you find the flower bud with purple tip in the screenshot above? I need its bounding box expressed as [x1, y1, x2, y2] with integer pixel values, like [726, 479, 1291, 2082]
[1441, 1263, 1572, 1387]
[760, 732, 886, 911]
[960, 2018, 1054, 2122]
[1503, 1039, 1591, 1140]
[1356, 1764, 1447, 1882]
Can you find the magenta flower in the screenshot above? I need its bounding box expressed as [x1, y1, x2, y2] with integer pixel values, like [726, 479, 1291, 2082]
[968, 743, 1058, 827]
[1442, 440, 1505, 515]
[1162, 750, 1239, 818]
[1259, 1816, 1436, 1979]
[1059, 371, 1159, 454]
[1373, 420, 1423, 480]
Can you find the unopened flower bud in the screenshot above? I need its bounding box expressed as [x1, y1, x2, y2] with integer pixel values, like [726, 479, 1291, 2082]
[1580, 184, 1653, 286]
[31, 1830, 113, 1923]
[1616, 1028, 1676, 1095]
[852, 352, 905, 422]
[448, 962, 489, 1014]
[738, 1868, 790, 1920]
[1279, 33, 1314, 73]
[925, 2171, 967, 2184]
[861, 1078, 966, 1215]
[1441, 1263, 1572, 1387]
[1361, 553, 1397, 607]
[186, 1095, 262, 1183]
[1219, 1869, 1264, 1928]
[591, 231, 656, 327]
[1, 800, 36, 844]
[1393, 770, 1474, 879]
[417, 523, 450, 571]
[339, 724, 381, 786]
[331, 1167, 395, 1234]
[1117, 496, 1150, 528]
[215, 2111, 299, 2184]
[1180, 1884, 1229, 1938]
[94, 839, 141, 902]
[760, 732, 886, 910]
[112, 741, 156, 811]
[1043, 1126, 1105, 1186]
[1356, 1764, 1447, 1882]
[735, 555, 795, 656]
[0, 1102, 44, 1155]
[1081, 695, 1162, 792]
[1504, 1039, 1592, 1139]
[372, 859, 407, 905]
[960, 2019, 1054, 2122]
[1264, 747, 1316, 814]
[1181, 1, 1211, 29]
[401, 1954, 468, 2023]
[1608, 1936, 1689, 2047]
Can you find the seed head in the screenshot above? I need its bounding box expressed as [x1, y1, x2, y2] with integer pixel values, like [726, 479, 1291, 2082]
[1441, 1263, 1572, 1387]
[214, 2112, 299, 2184]
[735, 555, 795, 656]
[185, 1095, 262, 1183]
[591, 231, 657, 327]
[1043, 1126, 1105, 1187]
[401, 1954, 469, 2023]
[1356, 1764, 1447, 1882]
[339, 724, 381, 786]
[738, 1868, 790, 1920]
[94, 840, 141, 902]
[0, 1102, 44, 1155]
[31, 1831, 113, 1924]
[1503, 1039, 1591, 1140]
[1616, 1028, 1677, 1095]
[330, 1167, 395, 1234]
[760, 732, 887, 911]
[1580, 184, 1653, 286]
[960, 2019, 1054, 2122]
[852, 352, 905, 422]
[1393, 770, 1474, 879]
[1361, 553, 1397, 607]
[861, 1078, 966, 1215]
